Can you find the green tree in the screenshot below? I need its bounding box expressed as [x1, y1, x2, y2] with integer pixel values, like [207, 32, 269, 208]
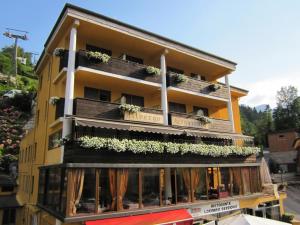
[273, 86, 299, 131]
[0, 52, 12, 74]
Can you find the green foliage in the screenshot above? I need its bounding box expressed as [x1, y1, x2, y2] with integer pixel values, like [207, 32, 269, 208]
[5, 92, 33, 113]
[78, 136, 260, 157]
[240, 105, 273, 147]
[273, 86, 300, 131]
[86, 51, 111, 63]
[119, 104, 141, 114]
[174, 73, 188, 83]
[281, 213, 294, 223]
[0, 154, 18, 173]
[146, 66, 160, 76]
[0, 52, 12, 74]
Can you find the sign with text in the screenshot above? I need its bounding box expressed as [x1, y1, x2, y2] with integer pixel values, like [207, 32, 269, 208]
[171, 116, 208, 128]
[124, 111, 164, 124]
[189, 200, 240, 217]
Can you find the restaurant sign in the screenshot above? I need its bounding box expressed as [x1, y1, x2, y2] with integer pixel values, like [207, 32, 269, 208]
[171, 116, 208, 128]
[124, 111, 164, 124]
[188, 200, 240, 217]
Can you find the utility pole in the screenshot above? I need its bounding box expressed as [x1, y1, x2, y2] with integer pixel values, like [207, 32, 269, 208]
[3, 28, 28, 83]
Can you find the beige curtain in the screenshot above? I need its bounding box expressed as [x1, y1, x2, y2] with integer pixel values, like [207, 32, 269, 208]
[241, 167, 251, 194]
[182, 169, 191, 202]
[191, 168, 200, 201]
[109, 169, 117, 210]
[260, 157, 272, 184]
[117, 169, 128, 210]
[66, 169, 85, 216]
[231, 168, 242, 195]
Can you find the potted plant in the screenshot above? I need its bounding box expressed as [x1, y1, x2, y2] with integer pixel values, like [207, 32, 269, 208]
[86, 51, 111, 63]
[49, 96, 60, 105]
[119, 104, 141, 114]
[195, 109, 212, 125]
[53, 48, 65, 57]
[209, 83, 222, 91]
[146, 66, 160, 76]
[174, 73, 188, 83]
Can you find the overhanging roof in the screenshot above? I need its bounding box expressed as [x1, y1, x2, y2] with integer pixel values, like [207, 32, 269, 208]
[0, 195, 22, 209]
[35, 3, 237, 73]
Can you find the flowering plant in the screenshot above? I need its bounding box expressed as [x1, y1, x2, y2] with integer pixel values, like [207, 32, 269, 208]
[78, 136, 260, 157]
[54, 48, 65, 57]
[86, 51, 111, 63]
[174, 73, 188, 83]
[49, 96, 60, 105]
[119, 104, 141, 114]
[146, 66, 160, 76]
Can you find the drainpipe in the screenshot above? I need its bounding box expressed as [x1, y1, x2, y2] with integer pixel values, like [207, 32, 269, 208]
[225, 75, 235, 133]
[160, 50, 169, 125]
[61, 20, 80, 163]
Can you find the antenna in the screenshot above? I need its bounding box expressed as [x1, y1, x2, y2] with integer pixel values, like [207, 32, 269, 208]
[3, 28, 29, 82]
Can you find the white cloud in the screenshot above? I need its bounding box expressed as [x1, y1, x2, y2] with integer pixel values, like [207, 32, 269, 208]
[238, 72, 300, 108]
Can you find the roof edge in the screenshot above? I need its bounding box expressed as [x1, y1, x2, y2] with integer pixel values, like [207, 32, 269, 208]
[35, 3, 237, 72]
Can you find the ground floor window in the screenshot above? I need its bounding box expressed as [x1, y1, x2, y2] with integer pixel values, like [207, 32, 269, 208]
[38, 166, 262, 217]
[2, 208, 16, 225]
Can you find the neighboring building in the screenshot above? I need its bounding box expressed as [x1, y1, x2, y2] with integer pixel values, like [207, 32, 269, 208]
[268, 130, 299, 173]
[18, 4, 286, 225]
[293, 138, 300, 173]
[0, 174, 22, 225]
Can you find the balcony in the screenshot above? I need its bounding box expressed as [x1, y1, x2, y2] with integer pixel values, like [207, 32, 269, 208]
[167, 72, 229, 100]
[75, 50, 162, 84]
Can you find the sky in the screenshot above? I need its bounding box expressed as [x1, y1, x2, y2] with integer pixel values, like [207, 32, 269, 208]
[1, 0, 300, 108]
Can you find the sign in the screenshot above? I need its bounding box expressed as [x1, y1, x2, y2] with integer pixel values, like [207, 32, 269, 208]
[189, 200, 240, 218]
[171, 116, 208, 129]
[124, 111, 164, 124]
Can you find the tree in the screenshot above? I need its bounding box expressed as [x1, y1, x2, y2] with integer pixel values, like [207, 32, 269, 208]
[0, 53, 12, 74]
[273, 86, 299, 131]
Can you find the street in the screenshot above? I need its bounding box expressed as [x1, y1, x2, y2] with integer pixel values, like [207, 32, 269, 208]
[284, 184, 300, 220]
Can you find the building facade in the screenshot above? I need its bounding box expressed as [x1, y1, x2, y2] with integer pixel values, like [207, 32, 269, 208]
[268, 130, 299, 173]
[17, 4, 286, 225]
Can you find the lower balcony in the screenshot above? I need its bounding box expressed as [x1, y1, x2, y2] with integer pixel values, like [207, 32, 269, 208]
[37, 164, 263, 222]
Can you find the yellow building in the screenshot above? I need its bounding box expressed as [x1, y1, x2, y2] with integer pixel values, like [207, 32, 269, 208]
[0, 173, 22, 225]
[18, 4, 286, 225]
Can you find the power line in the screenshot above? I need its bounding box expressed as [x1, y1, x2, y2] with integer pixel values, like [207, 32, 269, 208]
[3, 28, 29, 82]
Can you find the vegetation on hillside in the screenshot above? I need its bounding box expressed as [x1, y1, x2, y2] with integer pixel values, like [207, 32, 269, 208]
[0, 45, 36, 173]
[240, 85, 300, 147]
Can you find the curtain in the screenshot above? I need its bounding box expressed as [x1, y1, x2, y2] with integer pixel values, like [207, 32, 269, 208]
[250, 167, 261, 193]
[109, 169, 117, 210]
[260, 157, 272, 184]
[117, 169, 128, 210]
[241, 167, 251, 194]
[231, 168, 242, 195]
[66, 169, 85, 216]
[182, 169, 191, 202]
[191, 168, 200, 201]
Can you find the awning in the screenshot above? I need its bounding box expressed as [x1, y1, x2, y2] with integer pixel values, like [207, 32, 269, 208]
[184, 129, 253, 141]
[85, 209, 193, 225]
[75, 117, 183, 135]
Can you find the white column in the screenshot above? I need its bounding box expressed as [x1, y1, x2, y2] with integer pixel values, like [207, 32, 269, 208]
[61, 20, 80, 163]
[225, 75, 235, 132]
[160, 52, 168, 125]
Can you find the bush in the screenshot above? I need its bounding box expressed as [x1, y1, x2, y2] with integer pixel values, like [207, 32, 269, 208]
[174, 73, 187, 83]
[6, 92, 33, 113]
[86, 51, 110, 63]
[282, 213, 294, 223]
[146, 66, 160, 76]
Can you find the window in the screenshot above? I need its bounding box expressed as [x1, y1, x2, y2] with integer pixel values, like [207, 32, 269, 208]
[84, 87, 111, 102]
[86, 44, 112, 56]
[2, 208, 16, 225]
[123, 169, 139, 210]
[169, 102, 186, 113]
[167, 67, 184, 74]
[125, 54, 143, 64]
[219, 168, 230, 198]
[122, 94, 144, 107]
[193, 106, 209, 117]
[2, 185, 14, 192]
[39, 75, 43, 91]
[142, 168, 161, 207]
[48, 130, 62, 150]
[36, 110, 40, 127]
[191, 73, 206, 81]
